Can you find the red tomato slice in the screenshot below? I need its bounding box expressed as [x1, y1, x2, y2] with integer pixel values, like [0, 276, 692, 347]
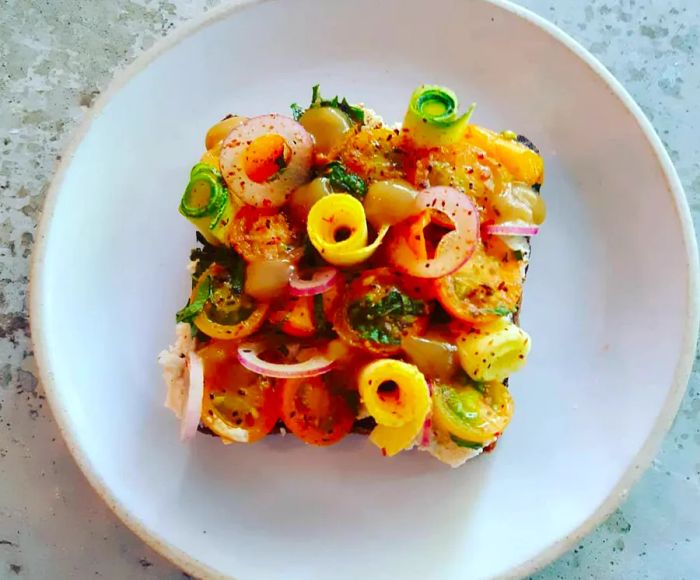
[281, 376, 356, 446]
[269, 295, 318, 337]
[198, 340, 280, 443]
[269, 279, 343, 338]
[334, 268, 430, 355]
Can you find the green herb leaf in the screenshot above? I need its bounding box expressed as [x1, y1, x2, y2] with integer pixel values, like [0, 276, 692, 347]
[309, 84, 365, 124]
[311, 84, 321, 105]
[450, 435, 484, 450]
[471, 381, 486, 394]
[176, 276, 211, 323]
[191, 233, 245, 293]
[348, 289, 425, 345]
[322, 161, 367, 199]
[314, 294, 330, 336]
[455, 369, 470, 386]
[301, 233, 324, 268]
[454, 369, 486, 393]
[290, 102, 304, 121]
[513, 249, 524, 261]
[486, 305, 513, 317]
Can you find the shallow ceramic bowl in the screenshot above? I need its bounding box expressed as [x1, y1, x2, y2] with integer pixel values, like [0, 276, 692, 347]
[31, 0, 698, 578]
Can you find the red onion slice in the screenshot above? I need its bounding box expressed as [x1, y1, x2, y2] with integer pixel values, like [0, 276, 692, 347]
[220, 114, 313, 208]
[420, 417, 432, 448]
[388, 186, 480, 279]
[237, 342, 335, 379]
[289, 267, 338, 297]
[180, 352, 204, 441]
[485, 224, 540, 236]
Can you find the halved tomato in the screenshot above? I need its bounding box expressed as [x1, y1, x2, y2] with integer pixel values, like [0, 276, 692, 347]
[280, 375, 356, 445]
[229, 205, 304, 263]
[334, 268, 430, 355]
[192, 265, 268, 340]
[435, 238, 522, 324]
[198, 340, 280, 443]
[432, 378, 513, 444]
[269, 279, 344, 338]
[269, 295, 317, 337]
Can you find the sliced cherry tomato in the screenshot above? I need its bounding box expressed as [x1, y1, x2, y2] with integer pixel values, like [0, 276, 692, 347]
[269, 295, 317, 338]
[337, 125, 405, 182]
[280, 375, 356, 445]
[229, 205, 304, 263]
[192, 265, 268, 340]
[465, 125, 544, 186]
[269, 278, 343, 338]
[334, 268, 430, 355]
[198, 340, 280, 443]
[244, 134, 292, 183]
[435, 237, 523, 324]
[432, 378, 513, 444]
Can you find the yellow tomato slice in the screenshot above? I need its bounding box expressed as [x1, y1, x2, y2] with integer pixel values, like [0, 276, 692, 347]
[465, 125, 544, 186]
[432, 380, 514, 444]
[191, 265, 268, 341]
[198, 340, 280, 444]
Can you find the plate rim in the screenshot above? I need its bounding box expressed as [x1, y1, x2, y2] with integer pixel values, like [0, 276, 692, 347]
[28, 0, 700, 578]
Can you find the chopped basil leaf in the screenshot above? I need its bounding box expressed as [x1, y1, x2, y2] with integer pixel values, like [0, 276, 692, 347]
[274, 152, 288, 172]
[471, 381, 486, 394]
[301, 233, 324, 268]
[513, 249, 524, 261]
[454, 369, 486, 393]
[306, 84, 365, 124]
[191, 233, 245, 293]
[450, 435, 483, 450]
[314, 294, 330, 336]
[293, 85, 365, 126]
[290, 102, 304, 121]
[176, 276, 211, 323]
[348, 289, 424, 345]
[322, 161, 367, 199]
[486, 305, 513, 317]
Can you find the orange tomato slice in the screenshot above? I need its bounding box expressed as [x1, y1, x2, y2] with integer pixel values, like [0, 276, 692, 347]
[280, 376, 356, 446]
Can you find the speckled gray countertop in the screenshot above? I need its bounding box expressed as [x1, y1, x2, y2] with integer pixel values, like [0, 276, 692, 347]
[1, 1, 698, 578]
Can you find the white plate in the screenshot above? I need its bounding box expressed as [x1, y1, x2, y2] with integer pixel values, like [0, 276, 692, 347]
[30, 0, 699, 578]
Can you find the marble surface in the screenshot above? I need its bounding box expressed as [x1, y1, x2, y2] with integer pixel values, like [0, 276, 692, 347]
[1, 0, 698, 577]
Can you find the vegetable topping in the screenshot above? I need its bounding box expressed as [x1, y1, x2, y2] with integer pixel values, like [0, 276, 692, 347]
[199, 340, 280, 443]
[334, 268, 429, 355]
[403, 85, 476, 148]
[220, 114, 313, 207]
[179, 163, 233, 246]
[163, 84, 545, 466]
[387, 186, 480, 279]
[358, 359, 431, 456]
[281, 375, 356, 445]
[306, 193, 388, 267]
